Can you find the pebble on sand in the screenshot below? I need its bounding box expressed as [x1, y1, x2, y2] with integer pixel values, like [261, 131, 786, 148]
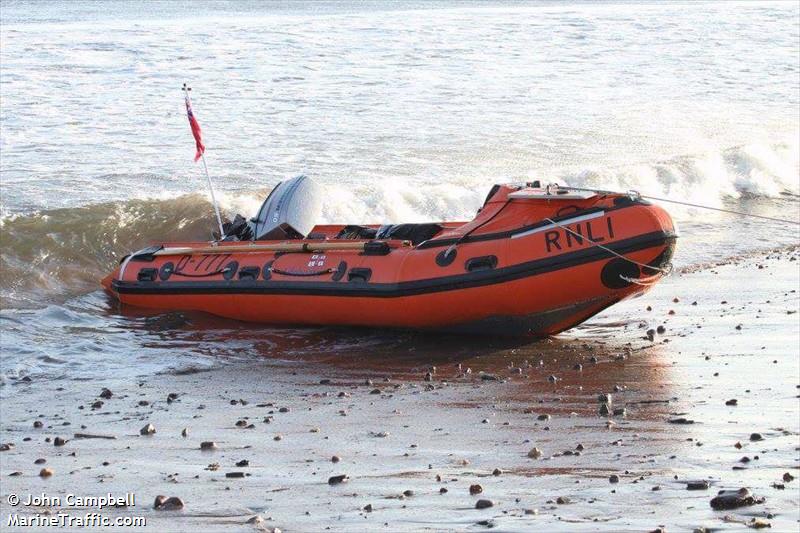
[328, 474, 349, 485]
[709, 488, 764, 510]
[154, 495, 184, 510]
[53, 437, 67, 446]
[99, 388, 113, 399]
[39, 468, 53, 478]
[140, 423, 156, 436]
[686, 480, 710, 490]
[527, 447, 543, 459]
[475, 499, 494, 509]
[749, 433, 764, 441]
[609, 474, 620, 484]
[200, 441, 218, 450]
[469, 484, 483, 495]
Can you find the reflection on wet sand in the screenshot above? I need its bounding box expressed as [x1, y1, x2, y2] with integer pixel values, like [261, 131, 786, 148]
[1, 251, 797, 532]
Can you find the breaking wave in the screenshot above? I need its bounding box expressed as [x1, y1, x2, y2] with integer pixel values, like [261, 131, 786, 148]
[1, 141, 797, 309]
[560, 140, 800, 203]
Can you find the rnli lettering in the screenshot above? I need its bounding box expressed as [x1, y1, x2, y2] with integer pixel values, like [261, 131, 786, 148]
[544, 218, 615, 253]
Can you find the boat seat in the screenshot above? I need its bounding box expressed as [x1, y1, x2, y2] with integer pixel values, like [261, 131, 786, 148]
[375, 223, 443, 245]
[336, 225, 378, 240]
[335, 223, 443, 245]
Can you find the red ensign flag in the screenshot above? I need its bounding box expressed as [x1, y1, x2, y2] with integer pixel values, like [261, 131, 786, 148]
[185, 94, 205, 162]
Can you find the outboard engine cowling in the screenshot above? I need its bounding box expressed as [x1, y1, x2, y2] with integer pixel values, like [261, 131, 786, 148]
[251, 175, 322, 240]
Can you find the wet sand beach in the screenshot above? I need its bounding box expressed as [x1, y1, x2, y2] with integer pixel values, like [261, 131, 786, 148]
[2, 1, 799, 531]
[1, 248, 798, 532]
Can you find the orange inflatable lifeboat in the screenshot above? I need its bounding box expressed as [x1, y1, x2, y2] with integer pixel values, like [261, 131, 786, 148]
[102, 178, 677, 336]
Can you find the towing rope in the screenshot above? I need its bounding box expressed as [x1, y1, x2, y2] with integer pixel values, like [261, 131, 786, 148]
[542, 217, 672, 286]
[561, 186, 800, 225]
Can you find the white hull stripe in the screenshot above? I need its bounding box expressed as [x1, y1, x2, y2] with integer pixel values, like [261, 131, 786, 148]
[511, 211, 606, 239]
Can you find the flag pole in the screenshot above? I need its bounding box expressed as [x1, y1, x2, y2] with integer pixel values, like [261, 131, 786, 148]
[200, 152, 225, 240]
[182, 83, 225, 240]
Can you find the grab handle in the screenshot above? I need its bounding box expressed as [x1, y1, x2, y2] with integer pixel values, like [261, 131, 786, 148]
[465, 255, 498, 272]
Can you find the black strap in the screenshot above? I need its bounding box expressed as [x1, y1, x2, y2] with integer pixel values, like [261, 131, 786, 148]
[172, 267, 229, 278]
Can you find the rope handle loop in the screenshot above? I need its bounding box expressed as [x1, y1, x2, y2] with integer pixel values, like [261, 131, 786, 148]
[268, 266, 336, 277]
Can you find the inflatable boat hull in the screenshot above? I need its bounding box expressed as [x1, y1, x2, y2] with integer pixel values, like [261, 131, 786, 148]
[103, 185, 676, 336]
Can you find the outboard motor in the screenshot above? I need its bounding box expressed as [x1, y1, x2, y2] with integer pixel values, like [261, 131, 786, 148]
[251, 175, 323, 240]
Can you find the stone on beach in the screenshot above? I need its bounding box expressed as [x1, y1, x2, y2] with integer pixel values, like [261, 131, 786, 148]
[709, 488, 764, 510]
[140, 423, 156, 436]
[469, 484, 483, 495]
[39, 468, 53, 478]
[154, 495, 184, 510]
[686, 480, 710, 490]
[328, 474, 349, 485]
[200, 441, 218, 450]
[527, 447, 542, 459]
[475, 499, 494, 509]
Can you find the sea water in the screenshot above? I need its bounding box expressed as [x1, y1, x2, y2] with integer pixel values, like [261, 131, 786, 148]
[0, 0, 798, 381]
